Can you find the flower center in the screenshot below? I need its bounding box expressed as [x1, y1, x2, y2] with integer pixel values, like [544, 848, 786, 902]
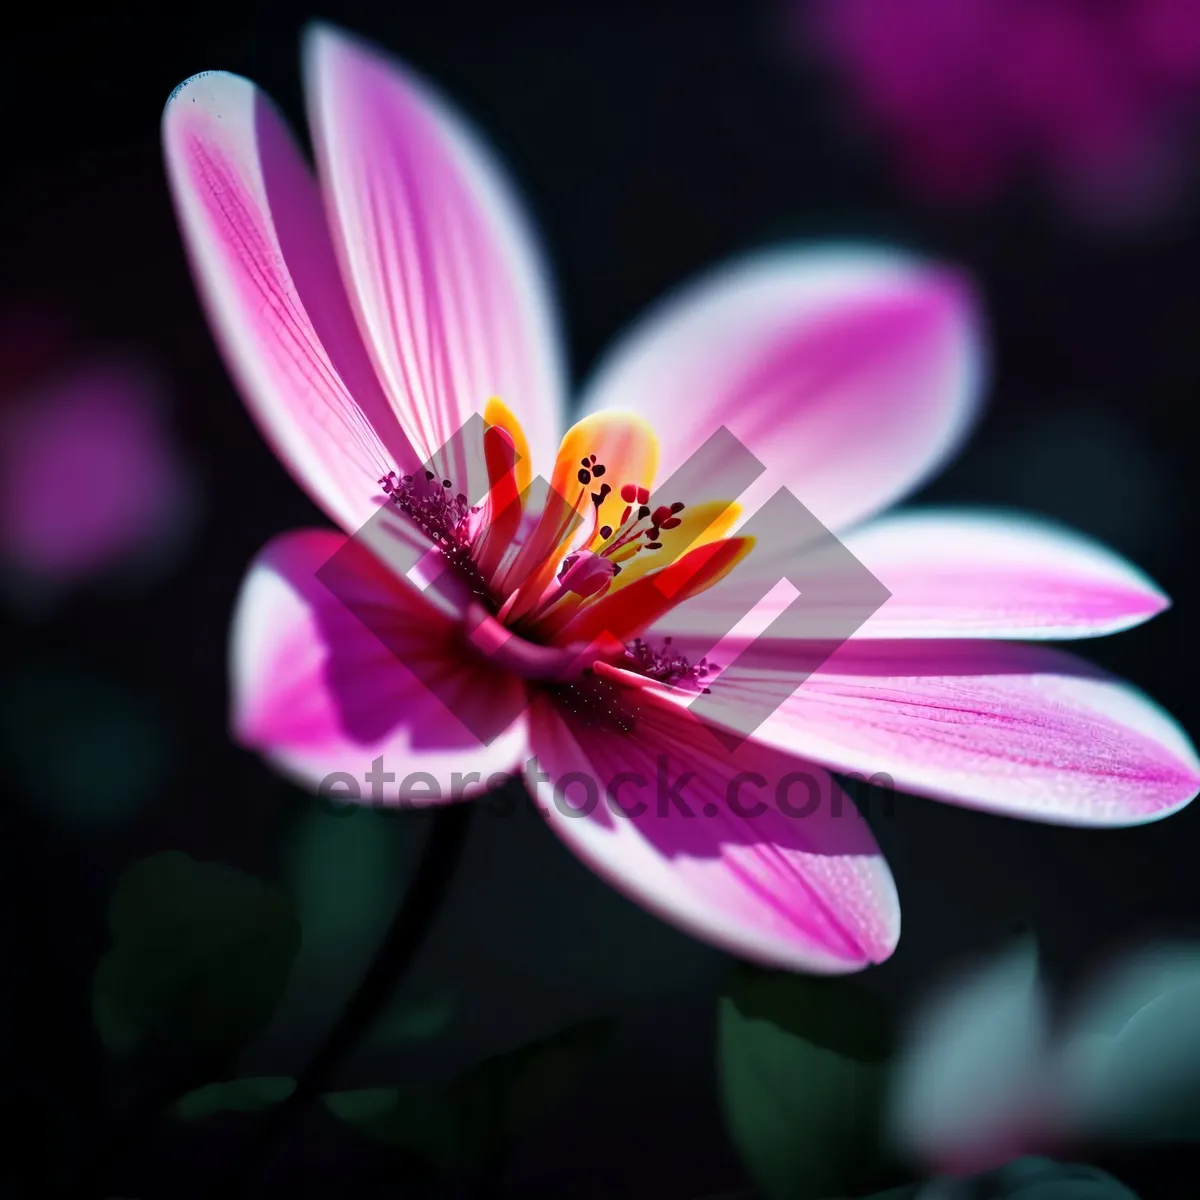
[375, 412, 749, 693]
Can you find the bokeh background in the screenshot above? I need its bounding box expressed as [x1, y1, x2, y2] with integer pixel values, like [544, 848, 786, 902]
[3, 1, 1199, 1196]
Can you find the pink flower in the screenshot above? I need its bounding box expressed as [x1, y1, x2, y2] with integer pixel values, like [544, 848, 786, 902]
[803, 0, 1200, 220]
[162, 25, 1199, 973]
[890, 939, 1200, 1172]
[0, 317, 196, 595]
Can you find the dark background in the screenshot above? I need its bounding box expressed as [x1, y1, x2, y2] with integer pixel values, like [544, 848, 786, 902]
[2, 0, 1199, 1196]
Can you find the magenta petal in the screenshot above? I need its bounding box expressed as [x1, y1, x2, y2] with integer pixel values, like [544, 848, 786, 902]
[844, 508, 1170, 638]
[526, 676, 900, 972]
[163, 71, 414, 532]
[303, 24, 566, 489]
[232, 529, 529, 799]
[577, 246, 984, 532]
[707, 641, 1200, 827]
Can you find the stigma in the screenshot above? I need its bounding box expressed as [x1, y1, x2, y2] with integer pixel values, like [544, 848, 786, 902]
[557, 549, 620, 598]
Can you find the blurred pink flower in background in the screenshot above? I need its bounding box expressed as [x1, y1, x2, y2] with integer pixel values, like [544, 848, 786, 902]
[891, 939, 1200, 1174]
[0, 314, 198, 599]
[800, 0, 1200, 222]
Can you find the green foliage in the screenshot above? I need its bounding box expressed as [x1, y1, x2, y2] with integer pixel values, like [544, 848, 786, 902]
[717, 963, 895, 1200]
[173, 1077, 296, 1121]
[325, 1016, 616, 1176]
[93, 852, 301, 1056]
[373, 989, 459, 1044]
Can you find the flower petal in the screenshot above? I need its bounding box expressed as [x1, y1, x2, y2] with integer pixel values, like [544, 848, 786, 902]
[525, 673, 900, 972]
[700, 641, 1200, 827]
[163, 71, 413, 532]
[577, 246, 984, 533]
[303, 23, 566, 495]
[844, 509, 1169, 638]
[1059, 943, 1200, 1141]
[232, 529, 529, 799]
[891, 940, 1056, 1174]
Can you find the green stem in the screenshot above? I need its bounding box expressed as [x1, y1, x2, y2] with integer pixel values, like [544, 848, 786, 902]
[214, 803, 474, 1197]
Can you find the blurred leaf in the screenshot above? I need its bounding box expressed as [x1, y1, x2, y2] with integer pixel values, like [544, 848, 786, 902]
[173, 1077, 296, 1121]
[373, 988, 459, 1045]
[325, 1016, 616, 1174]
[1105, 991, 1200, 1139]
[1060, 943, 1200, 1142]
[324, 1087, 464, 1174]
[718, 963, 894, 1200]
[456, 1014, 616, 1144]
[287, 800, 397, 967]
[277, 799, 418, 1038]
[93, 852, 301, 1055]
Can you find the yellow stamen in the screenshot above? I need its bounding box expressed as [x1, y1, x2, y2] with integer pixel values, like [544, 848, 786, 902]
[500, 411, 658, 623]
